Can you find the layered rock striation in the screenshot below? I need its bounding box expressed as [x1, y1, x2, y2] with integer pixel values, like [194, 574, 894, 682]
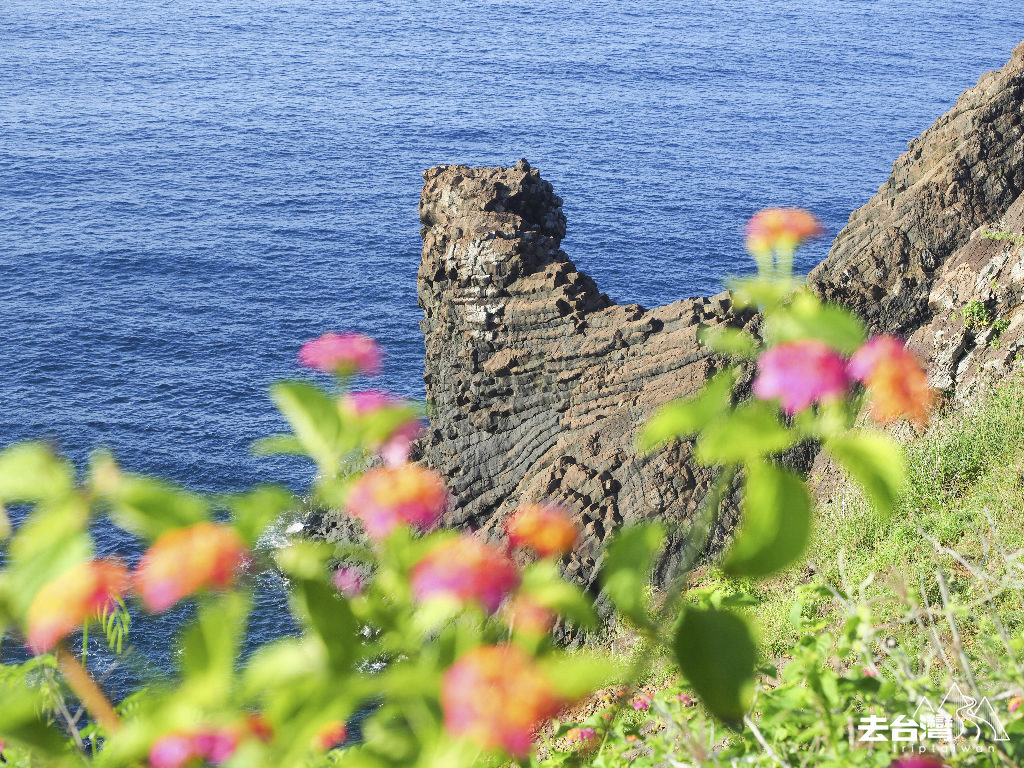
[315, 41, 1024, 598]
[416, 160, 757, 592]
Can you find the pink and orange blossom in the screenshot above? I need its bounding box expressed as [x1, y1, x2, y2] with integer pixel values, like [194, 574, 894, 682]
[26, 559, 130, 653]
[340, 390, 423, 466]
[752, 339, 849, 415]
[135, 522, 248, 612]
[441, 644, 562, 758]
[506, 503, 578, 557]
[299, 332, 381, 376]
[411, 535, 520, 614]
[848, 335, 932, 425]
[745, 208, 823, 254]
[345, 464, 448, 539]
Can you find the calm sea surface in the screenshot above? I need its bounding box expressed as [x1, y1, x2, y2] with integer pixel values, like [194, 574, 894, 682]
[2, 0, 1022, 692]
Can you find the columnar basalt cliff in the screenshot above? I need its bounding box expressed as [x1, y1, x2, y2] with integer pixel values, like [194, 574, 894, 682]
[417, 160, 757, 592]
[411, 42, 1024, 592]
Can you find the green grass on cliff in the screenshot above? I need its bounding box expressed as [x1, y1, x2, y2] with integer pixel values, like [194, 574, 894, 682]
[714, 365, 1024, 661]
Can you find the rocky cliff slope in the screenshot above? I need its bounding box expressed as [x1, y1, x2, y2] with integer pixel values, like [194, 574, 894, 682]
[414, 42, 1024, 593]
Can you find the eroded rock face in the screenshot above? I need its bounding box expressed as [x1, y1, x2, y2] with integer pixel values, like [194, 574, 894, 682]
[417, 160, 756, 592]
[809, 40, 1024, 338]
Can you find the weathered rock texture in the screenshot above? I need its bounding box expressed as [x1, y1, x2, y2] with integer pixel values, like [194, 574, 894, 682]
[809, 40, 1024, 342]
[417, 160, 756, 592]
[412, 42, 1024, 591]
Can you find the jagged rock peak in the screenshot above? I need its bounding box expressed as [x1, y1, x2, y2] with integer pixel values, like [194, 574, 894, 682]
[417, 162, 758, 595]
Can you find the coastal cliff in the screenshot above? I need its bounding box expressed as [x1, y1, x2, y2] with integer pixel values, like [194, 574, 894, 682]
[412, 41, 1024, 591]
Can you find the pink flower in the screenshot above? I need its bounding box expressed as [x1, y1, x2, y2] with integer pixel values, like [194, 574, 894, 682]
[299, 332, 381, 376]
[745, 208, 823, 254]
[566, 726, 597, 743]
[752, 340, 850, 414]
[862, 667, 879, 678]
[192, 729, 237, 766]
[442, 645, 562, 757]
[341, 391, 423, 466]
[675, 693, 693, 705]
[1009, 696, 1023, 713]
[411, 535, 520, 614]
[135, 523, 248, 613]
[27, 559, 130, 653]
[848, 335, 932, 425]
[314, 722, 348, 750]
[148, 734, 196, 768]
[345, 465, 448, 539]
[631, 694, 652, 711]
[332, 566, 364, 598]
[888, 755, 945, 768]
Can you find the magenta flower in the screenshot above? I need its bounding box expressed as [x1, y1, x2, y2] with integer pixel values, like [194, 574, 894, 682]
[411, 536, 520, 614]
[888, 755, 945, 768]
[345, 465, 448, 539]
[631, 694, 652, 711]
[752, 340, 850, 414]
[299, 332, 381, 376]
[148, 734, 195, 768]
[332, 566, 364, 598]
[341, 390, 424, 466]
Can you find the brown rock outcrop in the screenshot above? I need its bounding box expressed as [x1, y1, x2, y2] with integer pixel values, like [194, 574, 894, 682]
[413, 42, 1024, 591]
[809, 40, 1024, 339]
[416, 160, 758, 593]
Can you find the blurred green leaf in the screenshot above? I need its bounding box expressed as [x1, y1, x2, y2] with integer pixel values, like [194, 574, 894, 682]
[729, 277, 797, 310]
[228, 485, 293, 546]
[764, 292, 866, 354]
[539, 652, 622, 699]
[600, 524, 665, 625]
[520, 561, 597, 628]
[694, 400, 795, 465]
[293, 578, 358, 674]
[250, 434, 306, 457]
[179, 592, 249, 706]
[271, 381, 344, 475]
[0, 442, 74, 504]
[673, 605, 757, 725]
[825, 432, 905, 518]
[697, 325, 759, 358]
[723, 461, 811, 577]
[637, 370, 735, 452]
[105, 474, 209, 539]
[0, 686, 67, 754]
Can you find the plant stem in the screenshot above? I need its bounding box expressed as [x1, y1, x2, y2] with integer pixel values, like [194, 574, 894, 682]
[56, 643, 120, 733]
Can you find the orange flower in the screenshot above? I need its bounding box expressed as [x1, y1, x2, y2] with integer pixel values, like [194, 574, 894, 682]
[504, 595, 556, 636]
[506, 503, 578, 557]
[314, 721, 347, 750]
[848, 335, 932, 425]
[135, 522, 248, 612]
[441, 644, 562, 758]
[411, 535, 520, 614]
[346, 464, 448, 539]
[745, 208, 823, 254]
[26, 559, 129, 653]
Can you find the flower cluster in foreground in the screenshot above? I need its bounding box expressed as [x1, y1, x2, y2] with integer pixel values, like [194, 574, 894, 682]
[345, 463, 448, 539]
[441, 644, 563, 757]
[299, 331, 381, 376]
[507, 502, 578, 557]
[135, 522, 248, 613]
[27, 559, 130, 653]
[744, 207, 824, 255]
[753, 334, 931, 423]
[411, 535, 520, 613]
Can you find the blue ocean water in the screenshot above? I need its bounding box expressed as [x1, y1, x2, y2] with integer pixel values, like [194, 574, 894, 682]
[1, 0, 1022, 693]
